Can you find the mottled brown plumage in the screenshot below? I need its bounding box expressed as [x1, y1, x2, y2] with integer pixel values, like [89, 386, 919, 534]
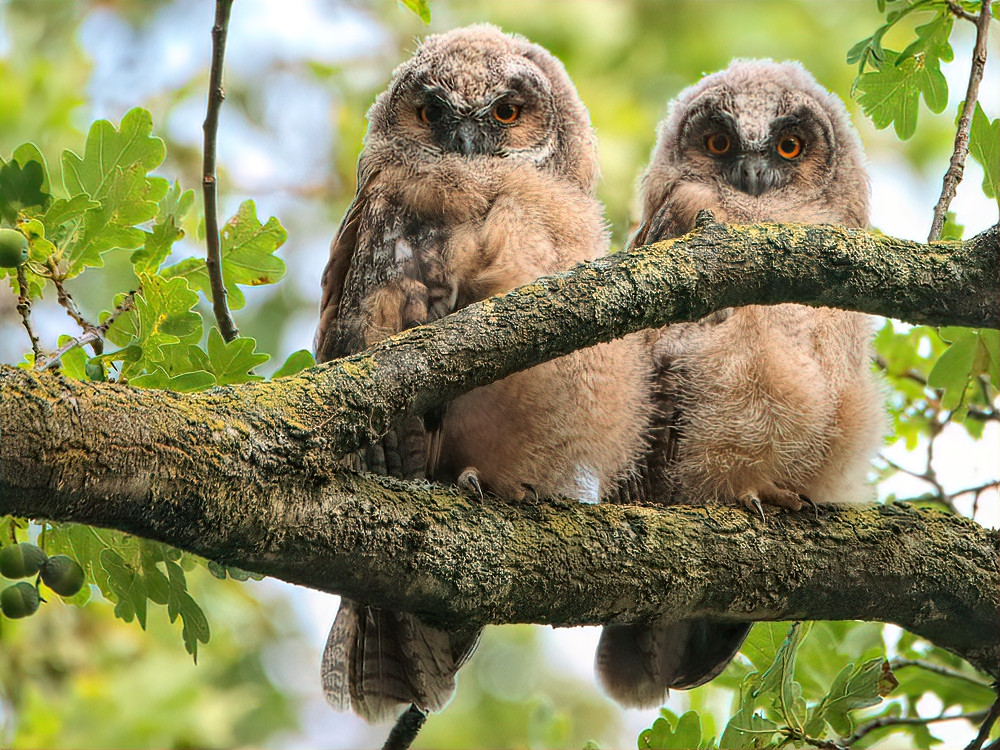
[316, 24, 652, 723]
[597, 59, 888, 709]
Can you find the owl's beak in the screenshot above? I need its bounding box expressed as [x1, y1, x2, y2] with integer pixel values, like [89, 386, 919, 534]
[730, 154, 781, 196]
[451, 118, 486, 157]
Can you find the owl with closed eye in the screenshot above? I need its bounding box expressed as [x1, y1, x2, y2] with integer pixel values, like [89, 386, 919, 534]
[597, 59, 887, 710]
[316, 24, 652, 726]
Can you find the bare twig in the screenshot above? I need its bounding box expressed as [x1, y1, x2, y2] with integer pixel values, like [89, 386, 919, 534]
[844, 708, 991, 746]
[928, 0, 993, 241]
[39, 291, 137, 371]
[966, 695, 1000, 750]
[48, 261, 105, 356]
[202, 0, 238, 343]
[948, 0, 981, 23]
[15, 264, 43, 365]
[891, 658, 995, 689]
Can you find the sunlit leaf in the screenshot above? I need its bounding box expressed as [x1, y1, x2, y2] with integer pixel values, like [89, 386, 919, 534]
[399, 0, 431, 23]
[162, 199, 286, 309]
[969, 103, 999, 199]
[272, 348, 315, 378]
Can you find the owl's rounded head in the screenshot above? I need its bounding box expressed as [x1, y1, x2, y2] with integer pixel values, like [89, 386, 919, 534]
[366, 24, 600, 193]
[646, 59, 868, 226]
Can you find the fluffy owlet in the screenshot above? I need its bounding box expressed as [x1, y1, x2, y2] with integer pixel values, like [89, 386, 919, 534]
[597, 59, 888, 709]
[316, 25, 652, 724]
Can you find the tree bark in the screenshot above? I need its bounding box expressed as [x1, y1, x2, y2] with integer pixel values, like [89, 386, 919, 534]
[1, 221, 998, 675]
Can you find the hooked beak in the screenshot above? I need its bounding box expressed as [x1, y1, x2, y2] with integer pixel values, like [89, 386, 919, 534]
[450, 118, 485, 157]
[729, 153, 782, 196]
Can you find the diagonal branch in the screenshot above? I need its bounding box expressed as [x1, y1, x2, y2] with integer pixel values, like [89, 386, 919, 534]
[928, 0, 993, 241]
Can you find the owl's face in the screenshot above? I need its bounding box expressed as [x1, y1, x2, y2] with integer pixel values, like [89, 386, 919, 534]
[366, 25, 599, 192]
[643, 60, 869, 229]
[676, 83, 835, 197]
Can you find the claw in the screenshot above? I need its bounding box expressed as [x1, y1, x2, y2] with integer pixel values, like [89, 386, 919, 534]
[741, 491, 767, 523]
[458, 467, 484, 499]
[521, 483, 539, 502]
[800, 494, 821, 519]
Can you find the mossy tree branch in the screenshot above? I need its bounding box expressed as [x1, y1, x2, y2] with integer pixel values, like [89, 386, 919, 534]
[1, 220, 998, 675]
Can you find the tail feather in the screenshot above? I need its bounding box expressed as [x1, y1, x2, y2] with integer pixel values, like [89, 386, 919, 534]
[321, 599, 480, 723]
[596, 619, 751, 708]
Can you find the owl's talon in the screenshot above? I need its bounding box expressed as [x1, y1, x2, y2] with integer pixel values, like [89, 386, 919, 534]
[741, 492, 767, 523]
[800, 494, 821, 519]
[458, 468, 484, 499]
[521, 483, 539, 502]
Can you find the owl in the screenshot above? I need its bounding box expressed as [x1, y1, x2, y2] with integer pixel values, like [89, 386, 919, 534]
[316, 24, 652, 724]
[596, 59, 888, 709]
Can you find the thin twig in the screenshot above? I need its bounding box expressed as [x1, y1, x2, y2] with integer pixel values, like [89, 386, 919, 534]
[39, 291, 137, 371]
[203, 0, 238, 343]
[891, 658, 995, 689]
[948, 0, 981, 22]
[15, 264, 43, 365]
[928, 0, 993, 241]
[844, 708, 991, 746]
[966, 695, 1000, 750]
[49, 261, 105, 356]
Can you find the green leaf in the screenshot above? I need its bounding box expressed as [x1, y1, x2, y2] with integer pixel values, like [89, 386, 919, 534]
[639, 710, 705, 750]
[927, 329, 977, 410]
[53, 334, 88, 380]
[855, 52, 921, 139]
[272, 348, 315, 378]
[0, 154, 51, 223]
[103, 273, 202, 380]
[806, 658, 886, 737]
[131, 182, 194, 273]
[719, 705, 777, 750]
[163, 199, 286, 309]
[100, 548, 149, 628]
[59, 108, 167, 275]
[399, 0, 431, 23]
[969, 103, 999, 200]
[191, 328, 268, 385]
[164, 557, 211, 660]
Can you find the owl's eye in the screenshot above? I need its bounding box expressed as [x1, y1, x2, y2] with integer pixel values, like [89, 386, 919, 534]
[419, 104, 443, 124]
[492, 102, 520, 124]
[777, 135, 803, 159]
[705, 133, 731, 155]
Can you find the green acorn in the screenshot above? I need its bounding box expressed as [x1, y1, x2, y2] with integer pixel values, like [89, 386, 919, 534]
[40, 555, 86, 597]
[1, 581, 41, 618]
[0, 542, 48, 579]
[0, 227, 28, 268]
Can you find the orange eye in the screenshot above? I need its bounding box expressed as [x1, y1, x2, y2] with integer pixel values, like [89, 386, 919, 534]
[705, 133, 731, 155]
[777, 135, 802, 159]
[419, 104, 442, 124]
[492, 102, 520, 124]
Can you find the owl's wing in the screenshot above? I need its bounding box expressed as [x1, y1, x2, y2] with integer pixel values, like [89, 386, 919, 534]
[315, 165, 378, 364]
[317, 169, 477, 723]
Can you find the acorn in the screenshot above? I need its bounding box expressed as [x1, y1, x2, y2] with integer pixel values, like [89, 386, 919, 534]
[0, 227, 28, 268]
[40, 555, 86, 597]
[1, 581, 41, 618]
[0, 542, 48, 579]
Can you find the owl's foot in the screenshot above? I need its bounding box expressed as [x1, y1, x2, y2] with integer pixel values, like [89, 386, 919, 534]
[739, 484, 813, 522]
[458, 467, 484, 499]
[520, 483, 539, 502]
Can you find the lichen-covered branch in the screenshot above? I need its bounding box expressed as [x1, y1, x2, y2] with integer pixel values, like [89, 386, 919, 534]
[0, 458, 996, 678]
[5, 221, 994, 488]
[1, 221, 998, 676]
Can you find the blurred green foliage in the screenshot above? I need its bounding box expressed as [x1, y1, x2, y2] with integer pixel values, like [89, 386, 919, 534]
[0, 0, 997, 748]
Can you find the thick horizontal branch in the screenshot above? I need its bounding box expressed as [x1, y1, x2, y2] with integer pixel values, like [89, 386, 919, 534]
[1, 221, 997, 678]
[0, 464, 996, 678]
